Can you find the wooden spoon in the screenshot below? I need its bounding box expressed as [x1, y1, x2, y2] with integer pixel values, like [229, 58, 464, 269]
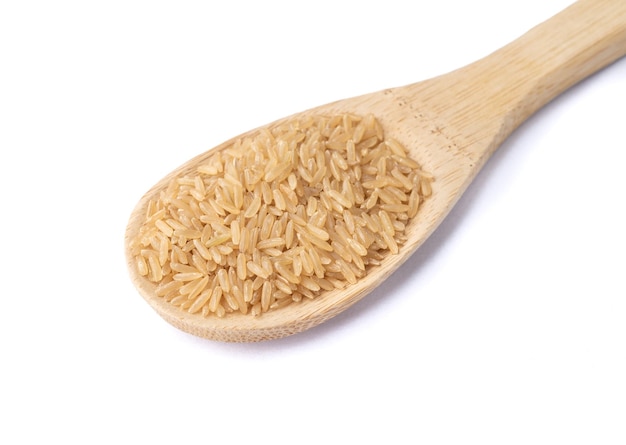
[125, 0, 626, 342]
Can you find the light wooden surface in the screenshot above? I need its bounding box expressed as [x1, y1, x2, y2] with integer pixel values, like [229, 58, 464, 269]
[125, 0, 626, 342]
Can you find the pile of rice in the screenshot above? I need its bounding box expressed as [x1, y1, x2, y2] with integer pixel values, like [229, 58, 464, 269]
[130, 113, 432, 317]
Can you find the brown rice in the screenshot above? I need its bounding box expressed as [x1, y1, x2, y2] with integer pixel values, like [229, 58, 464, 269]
[129, 113, 432, 317]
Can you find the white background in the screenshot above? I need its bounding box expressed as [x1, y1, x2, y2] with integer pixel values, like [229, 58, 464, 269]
[1, 1, 625, 443]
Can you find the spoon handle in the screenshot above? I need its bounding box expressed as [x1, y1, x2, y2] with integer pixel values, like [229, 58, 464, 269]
[413, 0, 626, 162]
[487, 0, 626, 129]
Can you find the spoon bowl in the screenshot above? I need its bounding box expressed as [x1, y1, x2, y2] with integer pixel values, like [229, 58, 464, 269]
[126, 0, 626, 342]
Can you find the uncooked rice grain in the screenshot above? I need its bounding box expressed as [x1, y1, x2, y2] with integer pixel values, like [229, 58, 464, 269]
[130, 113, 433, 317]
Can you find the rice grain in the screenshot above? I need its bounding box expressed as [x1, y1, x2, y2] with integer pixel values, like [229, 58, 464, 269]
[130, 113, 433, 317]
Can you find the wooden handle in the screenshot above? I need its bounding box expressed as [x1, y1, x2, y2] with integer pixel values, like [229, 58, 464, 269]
[483, 0, 626, 131]
[410, 0, 626, 161]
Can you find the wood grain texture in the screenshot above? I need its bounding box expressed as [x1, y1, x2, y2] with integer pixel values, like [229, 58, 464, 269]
[125, 0, 626, 342]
